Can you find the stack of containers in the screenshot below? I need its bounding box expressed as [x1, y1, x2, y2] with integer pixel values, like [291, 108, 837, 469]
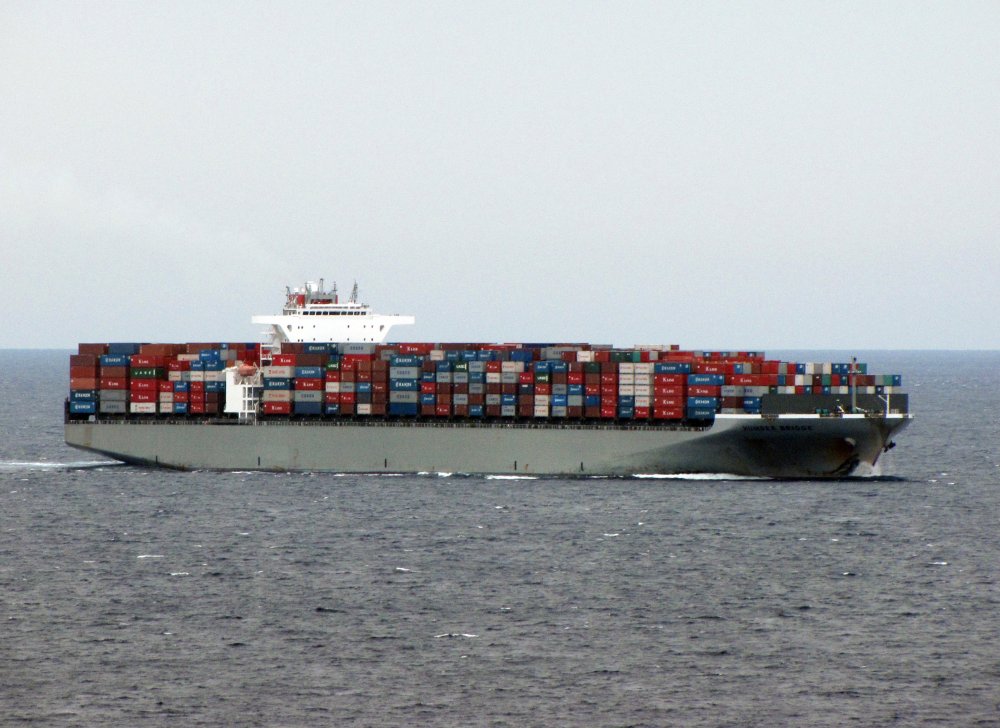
[324, 355, 341, 415]
[99, 347, 134, 415]
[128, 350, 162, 415]
[69, 347, 102, 415]
[262, 352, 294, 415]
[652, 360, 689, 420]
[388, 354, 421, 416]
[293, 362, 324, 416]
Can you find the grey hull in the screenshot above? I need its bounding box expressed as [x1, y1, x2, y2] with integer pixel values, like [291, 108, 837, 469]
[65, 414, 910, 478]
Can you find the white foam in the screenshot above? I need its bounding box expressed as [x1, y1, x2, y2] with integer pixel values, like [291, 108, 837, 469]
[486, 474, 538, 480]
[0, 459, 118, 471]
[137, 554, 164, 559]
[632, 472, 769, 481]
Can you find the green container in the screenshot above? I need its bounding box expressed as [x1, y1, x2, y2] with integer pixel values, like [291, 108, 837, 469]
[130, 367, 164, 379]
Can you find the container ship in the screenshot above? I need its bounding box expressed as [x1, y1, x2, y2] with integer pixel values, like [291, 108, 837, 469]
[64, 279, 910, 478]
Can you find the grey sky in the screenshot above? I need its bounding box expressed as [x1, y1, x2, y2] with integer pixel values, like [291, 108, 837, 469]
[2, 2, 998, 350]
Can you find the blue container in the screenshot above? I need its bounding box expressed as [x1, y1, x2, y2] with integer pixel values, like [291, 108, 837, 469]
[203, 360, 225, 371]
[686, 407, 716, 419]
[477, 350, 499, 361]
[69, 401, 97, 414]
[356, 382, 372, 394]
[189, 360, 205, 371]
[892, 375, 902, 386]
[510, 350, 534, 362]
[199, 350, 221, 362]
[533, 361, 552, 373]
[173, 402, 189, 415]
[304, 343, 332, 354]
[552, 394, 568, 407]
[173, 381, 190, 392]
[325, 404, 341, 416]
[70, 390, 98, 401]
[743, 397, 762, 409]
[687, 396, 719, 409]
[420, 394, 437, 406]
[618, 395, 635, 407]
[585, 395, 601, 407]
[654, 362, 692, 374]
[388, 402, 418, 416]
[295, 366, 324, 379]
[390, 379, 420, 391]
[468, 372, 485, 384]
[617, 406, 635, 418]
[551, 362, 568, 373]
[469, 404, 485, 417]
[390, 355, 423, 366]
[205, 381, 225, 393]
[421, 372, 436, 382]
[795, 363, 807, 374]
[436, 361, 452, 372]
[294, 401, 323, 416]
[501, 394, 517, 406]
[107, 342, 141, 355]
[99, 354, 131, 367]
[568, 384, 583, 396]
[688, 374, 725, 386]
[264, 378, 292, 389]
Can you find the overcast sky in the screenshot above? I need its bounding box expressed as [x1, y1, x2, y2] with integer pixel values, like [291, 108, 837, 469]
[2, 2, 998, 350]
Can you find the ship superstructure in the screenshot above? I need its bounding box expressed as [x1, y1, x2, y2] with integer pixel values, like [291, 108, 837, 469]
[251, 279, 414, 345]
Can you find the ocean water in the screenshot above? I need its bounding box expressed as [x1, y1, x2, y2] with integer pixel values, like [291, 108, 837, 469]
[2, 349, 999, 727]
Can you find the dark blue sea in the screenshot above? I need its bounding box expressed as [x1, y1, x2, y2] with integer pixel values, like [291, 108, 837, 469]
[2, 349, 999, 727]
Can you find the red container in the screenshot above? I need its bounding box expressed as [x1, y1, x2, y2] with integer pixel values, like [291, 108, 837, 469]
[69, 366, 97, 378]
[585, 384, 600, 396]
[263, 402, 291, 415]
[486, 405, 502, 417]
[189, 381, 205, 393]
[324, 392, 339, 404]
[654, 374, 686, 385]
[130, 380, 158, 392]
[688, 385, 720, 397]
[600, 373, 618, 385]
[100, 366, 128, 378]
[600, 406, 617, 418]
[129, 391, 157, 403]
[189, 401, 206, 414]
[634, 407, 651, 419]
[421, 405, 436, 416]
[729, 375, 755, 386]
[600, 385, 617, 397]
[567, 372, 584, 385]
[70, 354, 98, 367]
[130, 355, 165, 367]
[77, 343, 108, 356]
[518, 404, 533, 417]
[99, 377, 127, 390]
[653, 407, 684, 419]
[69, 377, 98, 390]
[168, 360, 191, 372]
[654, 396, 684, 408]
[173, 391, 189, 404]
[272, 354, 297, 366]
[294, 378, 323, 390]
[435, 403, 453, 416]
[535, 383, 552, 395]
[653, 385, 685, 397]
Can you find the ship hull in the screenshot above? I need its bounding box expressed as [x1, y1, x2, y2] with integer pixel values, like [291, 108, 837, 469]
[65, 414, 910, 478]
